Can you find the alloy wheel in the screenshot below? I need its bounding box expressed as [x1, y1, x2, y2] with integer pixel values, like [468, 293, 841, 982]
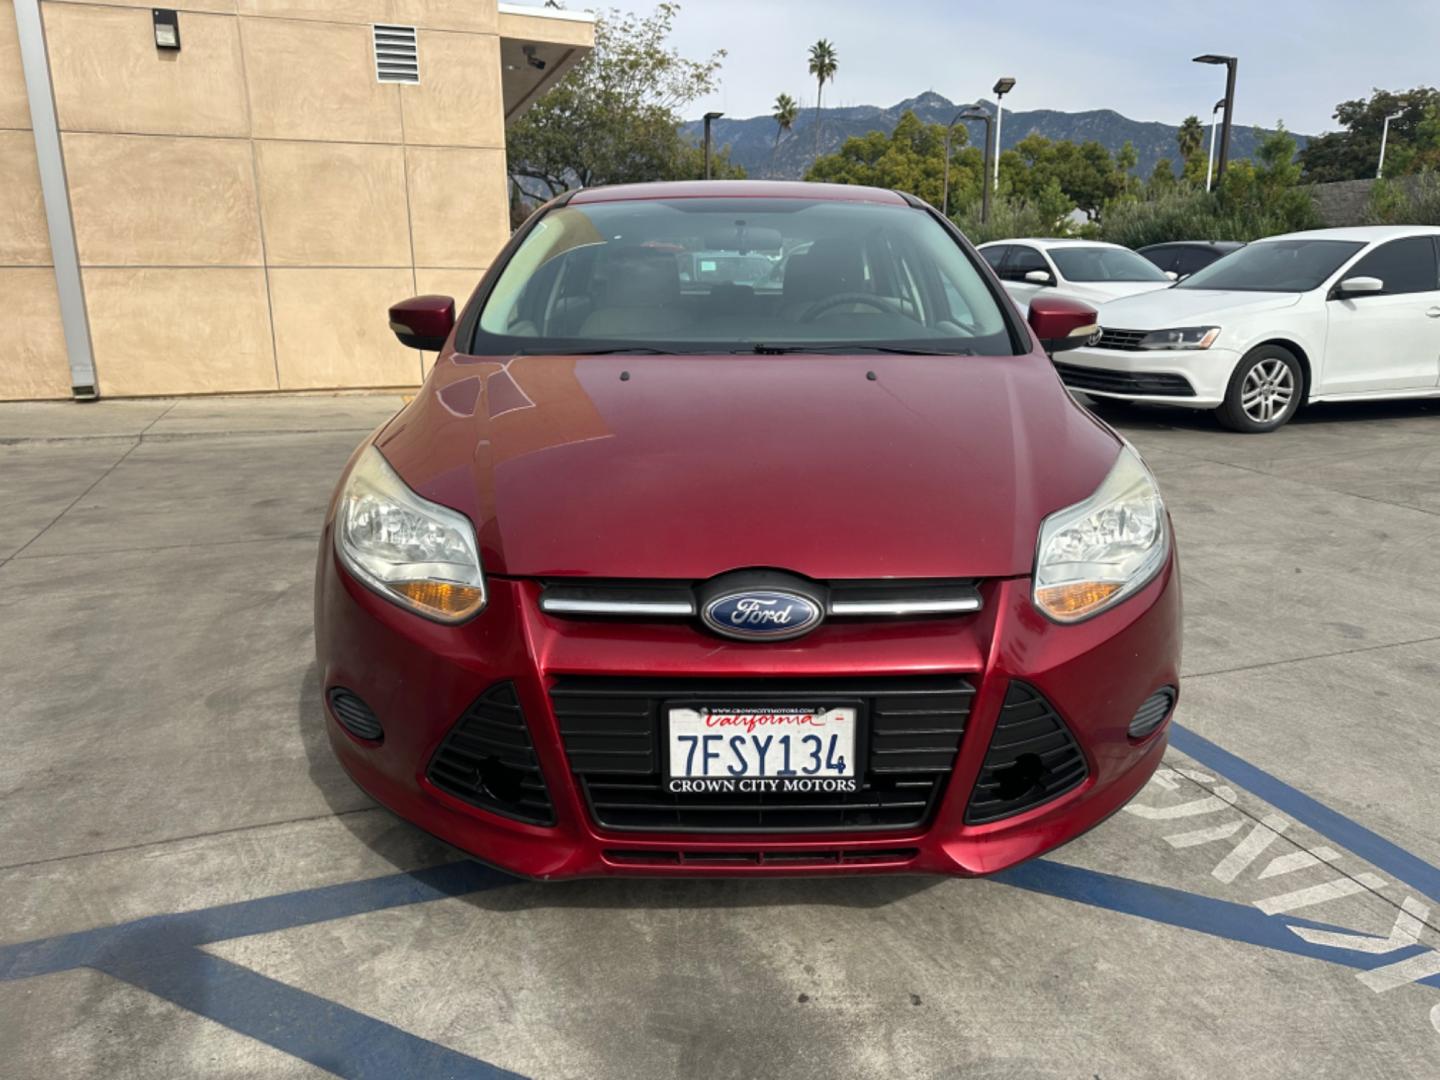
[1240, 358, 1295, 424]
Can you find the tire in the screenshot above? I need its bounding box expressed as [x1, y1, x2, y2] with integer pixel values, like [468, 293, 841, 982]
[1215, 345, 1303, 433]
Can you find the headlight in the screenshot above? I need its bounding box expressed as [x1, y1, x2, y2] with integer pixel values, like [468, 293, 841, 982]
[1033, 445, 1168, 623]
[1137, 326, 1219, 350]
[335, 446, 486, 622]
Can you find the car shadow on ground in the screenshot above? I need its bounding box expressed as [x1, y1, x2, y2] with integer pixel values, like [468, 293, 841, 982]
[296, 662, 942, 910]
[1080, 393, 1440, 434]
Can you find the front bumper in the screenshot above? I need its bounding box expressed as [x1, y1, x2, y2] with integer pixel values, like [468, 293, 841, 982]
[1058, 346, 1240, 408]
[314, 532, 1182, 880]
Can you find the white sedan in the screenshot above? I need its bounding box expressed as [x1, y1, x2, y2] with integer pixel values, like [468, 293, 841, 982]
[1057, 225, 1440, 432]
[978, 238, 1175, 309]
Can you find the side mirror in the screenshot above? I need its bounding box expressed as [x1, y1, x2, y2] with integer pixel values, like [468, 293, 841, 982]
[1165, 270, 1179, 281]
[1024, 269, 1055, 285]
[1028, 295, 1099, 355]
[1335, 275, 1383, 298]
[388, 295, 456, 351]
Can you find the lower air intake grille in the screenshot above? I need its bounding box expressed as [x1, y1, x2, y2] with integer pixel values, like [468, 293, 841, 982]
[327, 688, 383, 741]
[553, 676, 973, 833]
[1129, 687, 1176, 739]
[965, 682, 1088, 824]
[1054, 362, 1197, 398]
[427, 683, 554, 825]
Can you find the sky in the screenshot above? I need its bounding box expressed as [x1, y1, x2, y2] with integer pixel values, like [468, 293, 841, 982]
[574, 0, 1440, 135]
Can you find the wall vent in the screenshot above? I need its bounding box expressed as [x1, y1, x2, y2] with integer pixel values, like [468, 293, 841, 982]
[372, 25, 419, 84]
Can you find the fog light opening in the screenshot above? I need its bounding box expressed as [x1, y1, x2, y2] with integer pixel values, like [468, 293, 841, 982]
[991, 753, 1049, 804]
[473, 757, 525, 805]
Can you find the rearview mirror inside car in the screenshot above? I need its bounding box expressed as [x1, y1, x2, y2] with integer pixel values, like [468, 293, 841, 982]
[389, 295, 456, 351]
[1027, 295, 1098, 354]
[1335, 275, 1384, 298]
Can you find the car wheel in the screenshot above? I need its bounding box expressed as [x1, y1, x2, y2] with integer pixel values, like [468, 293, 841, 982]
[1216, 346, 1302, 433]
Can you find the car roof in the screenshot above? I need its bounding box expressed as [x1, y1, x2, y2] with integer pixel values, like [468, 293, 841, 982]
[1260, 224, 1440, 243]
[567, 180, 909, 206]
[976, 238, 1130, 250]
[1137, 240, 1245, 251]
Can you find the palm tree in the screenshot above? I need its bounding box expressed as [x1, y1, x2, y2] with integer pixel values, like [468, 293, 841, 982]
[770, 93, 799, 177]
[1177, 115, 1205, 164]
[807, 40, 838, 158]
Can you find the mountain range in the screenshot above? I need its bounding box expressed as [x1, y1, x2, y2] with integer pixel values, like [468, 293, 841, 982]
[682, 91, 1311, 181]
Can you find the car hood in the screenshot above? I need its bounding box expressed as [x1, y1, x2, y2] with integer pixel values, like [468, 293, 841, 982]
[1057, 280, 1173, 303]
[1094, 288, 1304, 328]
[375, 351, 1123, 580]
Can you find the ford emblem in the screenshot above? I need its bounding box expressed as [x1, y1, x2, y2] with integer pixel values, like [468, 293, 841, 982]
[701, 589, 824, 642]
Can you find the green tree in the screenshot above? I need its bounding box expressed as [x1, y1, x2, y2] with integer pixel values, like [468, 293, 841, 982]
[1299, 86, 1440, 182]
[770, 93, 799, 178]
[804, 110, 985, 214]
[1176, 115, 1208, 184]
[1000, 134, 1128, 221]
[807, 39, 838, 158]
[505, 3, 735, 199]
[1103, 124, 1320, 247]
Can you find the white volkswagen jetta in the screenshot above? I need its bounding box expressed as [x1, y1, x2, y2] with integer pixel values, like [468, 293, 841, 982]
[978, 238, 1174, 310]
[1057, 226, 1440, 431]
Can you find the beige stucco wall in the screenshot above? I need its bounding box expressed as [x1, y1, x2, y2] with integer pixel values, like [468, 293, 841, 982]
[3, 0, 546, 399]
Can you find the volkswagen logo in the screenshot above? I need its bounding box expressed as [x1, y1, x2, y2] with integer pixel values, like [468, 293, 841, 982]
[700, 583, 824, 642]
[1086, 327, 1104, 347]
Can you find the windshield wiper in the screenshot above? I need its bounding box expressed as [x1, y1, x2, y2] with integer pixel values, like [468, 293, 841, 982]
[518, 346, 678, 356]
[746, 343, 973, 356]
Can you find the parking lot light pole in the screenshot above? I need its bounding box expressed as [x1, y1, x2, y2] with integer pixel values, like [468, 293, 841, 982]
[1377, 110, 1404, 178]
[958, 109, 994, 223]
[992, 77, 1015, 188]
[1193, 54, 1237, 178]
[1205, 97, 1224, 192]
[702, 111, 723, 179]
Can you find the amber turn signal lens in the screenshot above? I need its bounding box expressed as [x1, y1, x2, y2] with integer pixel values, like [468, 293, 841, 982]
[1034, 582, 1124, 620]
[389, 581, 485, 617]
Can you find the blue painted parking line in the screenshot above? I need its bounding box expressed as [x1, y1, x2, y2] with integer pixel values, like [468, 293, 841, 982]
[3, 727, 1439, 1076]
[997, 859, 1440, 987]
[1171, 723, 1440, 907]
[99, 948, 523, 1080]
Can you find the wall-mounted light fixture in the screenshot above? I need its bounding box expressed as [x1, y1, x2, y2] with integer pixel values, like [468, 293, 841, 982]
[152, 8, 180, 51]
[523, 45, 546, 71]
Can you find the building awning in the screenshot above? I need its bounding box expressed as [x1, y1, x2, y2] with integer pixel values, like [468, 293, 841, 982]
[498, 3, 595, 123]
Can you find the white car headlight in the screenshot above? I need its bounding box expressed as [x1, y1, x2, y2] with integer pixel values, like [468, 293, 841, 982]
[335, 446, 487, 622]
[1137, 326, 1220, 350]
[1033, 445, 1169, 623]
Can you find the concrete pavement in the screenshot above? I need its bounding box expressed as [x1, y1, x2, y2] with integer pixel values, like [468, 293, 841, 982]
[1, 392, 1438, 1078]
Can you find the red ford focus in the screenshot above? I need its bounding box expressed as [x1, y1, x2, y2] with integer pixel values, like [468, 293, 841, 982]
[314, 181, 1181, 879]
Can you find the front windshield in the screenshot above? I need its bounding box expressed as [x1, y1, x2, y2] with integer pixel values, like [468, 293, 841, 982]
[1049, 246, 1170, 283]
[1177, 239, 1365, 292]
[475, 198, 1014, 355]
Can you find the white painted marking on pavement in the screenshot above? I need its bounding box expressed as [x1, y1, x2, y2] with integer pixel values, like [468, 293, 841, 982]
[1149, 768, 1182, 791]
[1255, 873, 1386, 915]
[1292, 897, 1430, 955]
[1358, 949, 1440, 994]
[1175, 768, 1217, 784]
[1258, 846, 1342, 880]
[1212, 815, 1290, 884]
[1164, 820, 1244, 848]
[1125, 786, 1239, 820]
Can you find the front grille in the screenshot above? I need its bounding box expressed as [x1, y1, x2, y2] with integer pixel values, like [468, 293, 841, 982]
[426, 683, 555, 825]
[552, 676, 973, 832]
[603, 847, 919, 868]
[965, 682, 1088, 824]
[1054, 362, 1196, 398]
[1095, 327, 1148, 350]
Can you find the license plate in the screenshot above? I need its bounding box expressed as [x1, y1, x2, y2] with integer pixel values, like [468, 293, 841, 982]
[665, 705, 859, 795]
